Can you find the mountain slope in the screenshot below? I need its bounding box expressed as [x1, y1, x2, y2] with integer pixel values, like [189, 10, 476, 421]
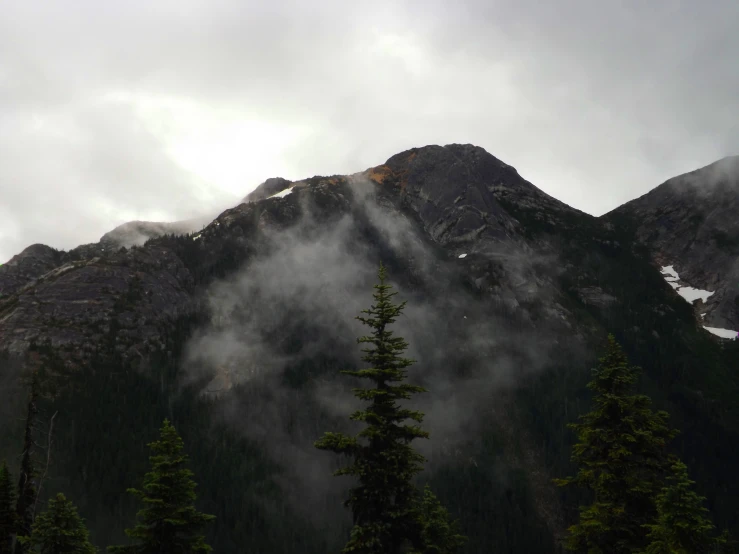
[0, 144, 737, 553]
[605, 156, 739, 334]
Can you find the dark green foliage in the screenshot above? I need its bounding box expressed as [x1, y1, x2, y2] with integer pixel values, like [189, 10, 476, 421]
[555, 335, 679, 553]
[315, 264, 458, 554]
[640, 460, 725, 554]
[14, 371, 40, 554]
[0, 461, 16, 554]
[18, 493, 96, 554]
[409, 485, 466, 554]
[25, 324, 327, 553]
[107, 420, 214, 554]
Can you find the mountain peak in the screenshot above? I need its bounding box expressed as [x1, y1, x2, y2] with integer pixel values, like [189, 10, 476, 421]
[628, 155, 739, 207]
[607, 154, 739, 332]
[242, 177, 293, 203]
[360, 143, 589, 247]
[381, 143, 519, 180]
[0, 243, 62, 297]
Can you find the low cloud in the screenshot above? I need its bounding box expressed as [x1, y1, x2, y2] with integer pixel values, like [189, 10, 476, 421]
[181, 177, 563, 527]
[3, 1, 737, 262]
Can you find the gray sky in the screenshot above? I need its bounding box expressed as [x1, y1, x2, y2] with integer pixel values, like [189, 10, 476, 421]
[1, 0, 737, 263]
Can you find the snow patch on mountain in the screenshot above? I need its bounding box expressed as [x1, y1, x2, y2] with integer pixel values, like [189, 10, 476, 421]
[677, 286, 714, 304]
[268, 187, 293, 199]
[660, 265, 736, 340]
[703, 326, 738, 339]
[661, 265, 679, 281]
[660, 265, 714, 303]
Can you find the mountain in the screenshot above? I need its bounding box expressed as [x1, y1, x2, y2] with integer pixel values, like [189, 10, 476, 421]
[99, 217, 211, 249]
[0, 144, 737, 553]
[606, 155, 739, 334]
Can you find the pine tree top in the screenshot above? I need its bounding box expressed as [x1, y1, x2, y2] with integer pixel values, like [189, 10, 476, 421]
[315, 264, 436, 554]
[18, 493, 96, 554]
[320, 263, 430, 457]
[640, 459, 725, 554]
[562, 335, 678, 485]
[108, 419, 215, 554]
[554, 334, 680, 554]
[345, 263, 427, 396]
[409, 485, 467, 554]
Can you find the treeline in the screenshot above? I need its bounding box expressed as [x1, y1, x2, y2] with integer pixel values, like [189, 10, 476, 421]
[1, 265, 736, 553]
[553, 334, 736, 553]
[1, 413, 213, 553]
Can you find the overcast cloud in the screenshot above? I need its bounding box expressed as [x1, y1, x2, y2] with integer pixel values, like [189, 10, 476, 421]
[1, 0, 737, 262]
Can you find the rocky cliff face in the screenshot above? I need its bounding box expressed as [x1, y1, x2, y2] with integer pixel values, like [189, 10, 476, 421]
[606, 155, 739, 332]
[0, 243, 194, 357]
[0, 244, 65, 298]
[4, 144, 735, 366]
[375, 144, 590, 247]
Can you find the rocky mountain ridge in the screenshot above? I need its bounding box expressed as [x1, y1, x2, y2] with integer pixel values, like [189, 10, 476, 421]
[606, 155, 739, 333]
[99, 217, 210, 249]
[1, 144, 736, 364]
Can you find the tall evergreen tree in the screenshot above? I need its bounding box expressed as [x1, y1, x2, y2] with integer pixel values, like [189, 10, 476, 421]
[315, 264, 463, 554]
[640, 460, 726, 554]
[17, 493, 96, 554]
[554, 334, 678, 554]
[14, 371, 40, 554]
[409, 485, 467, 554]
[107, 419, 215, 554]
[0, 461, 16, 554]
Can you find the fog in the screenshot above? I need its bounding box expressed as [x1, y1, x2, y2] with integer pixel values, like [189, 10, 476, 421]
[180, 175, 571, 528]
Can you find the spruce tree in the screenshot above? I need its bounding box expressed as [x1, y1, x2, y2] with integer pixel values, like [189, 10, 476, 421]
[315, 264, 463, 554]
[107, 419, 215, 554]
[17, 493, 96, 554]
[640, 460, 726, 554]
[554, 334, 678, 554]
[15, 371, 40, 554]
[0, 461, 16, 554]
[409, 485, 467, 554]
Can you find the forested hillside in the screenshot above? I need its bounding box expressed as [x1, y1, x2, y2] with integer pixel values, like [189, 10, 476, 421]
[1, 145, 737, 553]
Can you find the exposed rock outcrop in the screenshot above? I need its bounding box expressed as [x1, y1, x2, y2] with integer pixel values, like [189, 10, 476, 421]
[0, 244, 64, 297]
[606, 156, 739, 331]
[242, 177, 293, 203]
[0, 244, 194, 360]
[2, 145, 737, 371]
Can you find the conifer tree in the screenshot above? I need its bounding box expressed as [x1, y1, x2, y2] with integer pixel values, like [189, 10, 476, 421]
[107, 419, 215, 554]
[315, 264, 464, 554]
[0, 461, 16, 554]
[15, 371, 40, 554]
[409, 485, 467, 554]
[640, 460, 726, 554]
[554, 334, 678, 554]
[17, 493, 96, 554]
